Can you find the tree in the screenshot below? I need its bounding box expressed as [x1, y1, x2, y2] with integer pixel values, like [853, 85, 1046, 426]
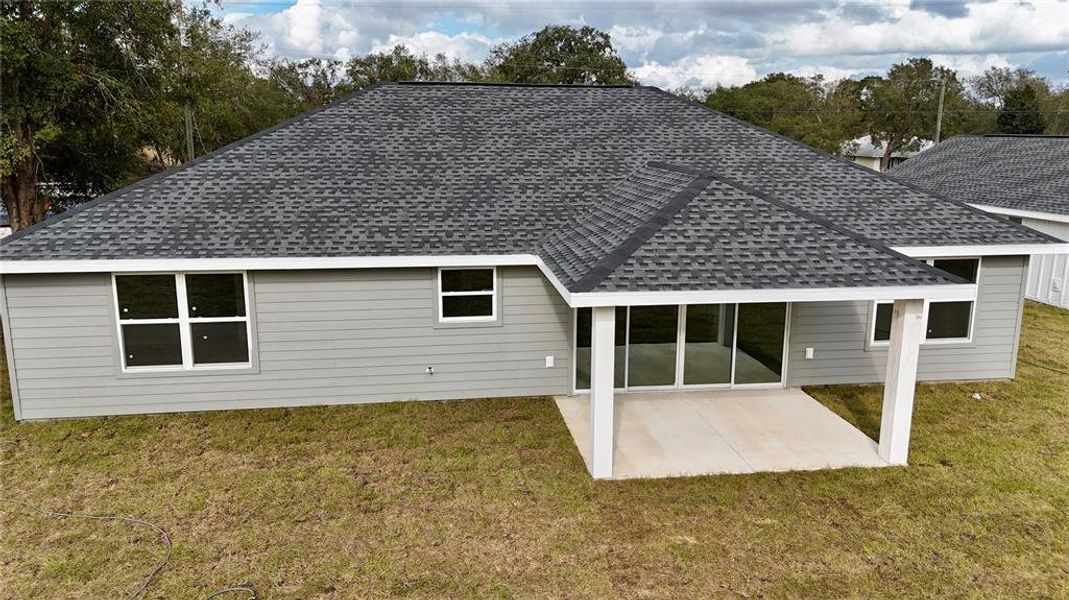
[969, 66, 1049, 108]
[345, 45, 479, 91]
[997, 84, 1047, 134]
[484, 25, 634, 85]
[267, 58, 348, 115]
[1, 0, 178, 230]
[704, 73, 863, 153]
[863, 58, 965, 170]
[149, 6, 290, 165]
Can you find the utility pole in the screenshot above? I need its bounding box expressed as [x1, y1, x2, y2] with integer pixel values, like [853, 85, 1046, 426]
[177, 0, 195, 161]
[934, 77, 946, 144]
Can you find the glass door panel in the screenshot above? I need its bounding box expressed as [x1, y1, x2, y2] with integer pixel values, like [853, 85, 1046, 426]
[627, 305, 679, 387]
[574, 307, 627, 390]
[733, 302, 787, 385]
[683, 304, 735, 386]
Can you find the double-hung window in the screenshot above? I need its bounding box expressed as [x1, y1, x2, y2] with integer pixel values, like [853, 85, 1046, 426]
[115, 273, 251, 371]
[871, 257, 979, 345]
[438, 267, 496, 322]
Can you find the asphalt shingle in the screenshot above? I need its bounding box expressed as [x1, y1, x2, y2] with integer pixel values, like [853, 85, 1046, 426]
[2, 83, 1050, 293]
[889, 134, 1069, 217]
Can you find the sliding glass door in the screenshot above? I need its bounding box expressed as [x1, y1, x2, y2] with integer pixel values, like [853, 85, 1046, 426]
[626, 306, 679, 387]
[574, 302, 788, 392]
[733, 303, 787, 385]
[682, 304, 734, 386]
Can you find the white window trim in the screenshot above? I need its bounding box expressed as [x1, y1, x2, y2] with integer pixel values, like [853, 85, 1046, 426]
[113, 272, 252, 373]
[437, 266, 497, 323]
[869, 257, 981, 347]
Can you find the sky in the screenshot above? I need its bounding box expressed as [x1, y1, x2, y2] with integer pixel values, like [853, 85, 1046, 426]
[218, 0, 1069, 89]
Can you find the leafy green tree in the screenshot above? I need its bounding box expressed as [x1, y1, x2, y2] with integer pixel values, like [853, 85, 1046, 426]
[1, 0, 177, 230]
[969, 66, 1049, 108]
[151, 6, 290, 164]
[704, 73, 862, 153]
[267, 58, 348, 115]
[484, 25, 634, 85]
[862, 58, 965, 170]
[997, 84, 1047, 134]
[345, 45, 479, 91]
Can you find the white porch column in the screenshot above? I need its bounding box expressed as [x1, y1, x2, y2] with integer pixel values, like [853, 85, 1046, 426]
[590, 306, 616, 479]
[879, 298, 926, 465]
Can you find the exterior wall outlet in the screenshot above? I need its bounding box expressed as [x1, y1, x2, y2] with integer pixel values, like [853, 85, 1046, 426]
[804, 347, 815, 360]
[426, 366, 435, 375]
[545, 355, 555, 368]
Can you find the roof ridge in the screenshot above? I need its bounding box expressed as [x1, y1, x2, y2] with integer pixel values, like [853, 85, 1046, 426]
[982, 133, 1069, 139]
[705, 172, 970, 285]
[1, 82, 396, 246]
[396, 81, 643, 89]
[569, 166, 714, 292]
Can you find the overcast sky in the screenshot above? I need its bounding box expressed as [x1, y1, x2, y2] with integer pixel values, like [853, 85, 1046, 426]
[219, 0, 1069, 88]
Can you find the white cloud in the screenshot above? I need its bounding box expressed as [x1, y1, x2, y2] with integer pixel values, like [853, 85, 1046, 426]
[775, 1, 1069, 57]
[219, 0, 1069, 86]
[632, 55, 758, 90]
[929, 54, 1014, 79]
[370, 31, 496, 63]
[788, 65, 868, 81]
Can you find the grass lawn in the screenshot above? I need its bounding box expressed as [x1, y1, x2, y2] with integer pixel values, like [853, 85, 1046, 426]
[1, 301, 1067, 599]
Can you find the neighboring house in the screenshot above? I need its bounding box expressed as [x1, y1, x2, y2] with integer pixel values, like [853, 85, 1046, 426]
[890, 134, 1069, 310]
[1, 83, 1065, 480]
[0, 210, 9, 238]
[843, 135, 932, 172]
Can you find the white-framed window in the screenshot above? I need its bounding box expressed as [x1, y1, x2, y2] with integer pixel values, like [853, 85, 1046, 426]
[870, 257, 980, 346]
[113, 272, 252, 372]
[437, 267, 497, 322]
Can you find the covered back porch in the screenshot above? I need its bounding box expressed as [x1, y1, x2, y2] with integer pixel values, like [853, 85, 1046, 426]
[556, 388, 887, 479]
[568, 298, 932, 479]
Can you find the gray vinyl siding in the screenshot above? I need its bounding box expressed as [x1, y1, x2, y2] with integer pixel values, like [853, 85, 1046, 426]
[786, 255, 1028, 386]
[3, 266, 572, 420]
[1019, 217, 1069, 309]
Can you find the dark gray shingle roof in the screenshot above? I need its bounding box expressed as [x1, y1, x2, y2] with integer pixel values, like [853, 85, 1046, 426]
[889, 134, 1069, 217]
[2, 83, 1051, 293]
[541, 163, 961, 292]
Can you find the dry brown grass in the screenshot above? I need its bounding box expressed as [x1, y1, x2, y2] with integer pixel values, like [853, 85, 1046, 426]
[1, 302, 1067, 599]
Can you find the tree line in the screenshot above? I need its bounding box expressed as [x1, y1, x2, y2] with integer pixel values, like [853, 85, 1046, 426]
[2, 0, 1065, 231]
[701, 59, 1066, 167]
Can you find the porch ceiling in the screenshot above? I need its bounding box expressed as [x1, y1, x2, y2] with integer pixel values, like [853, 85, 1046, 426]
[555, 389, 889, 479]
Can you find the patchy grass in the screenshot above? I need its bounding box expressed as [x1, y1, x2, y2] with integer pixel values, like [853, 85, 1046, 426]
[1, 302, 1067, 599]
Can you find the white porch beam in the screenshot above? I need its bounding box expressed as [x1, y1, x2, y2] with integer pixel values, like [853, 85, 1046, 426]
[589, 306, 616, 479]
[878, 298, 926, 465]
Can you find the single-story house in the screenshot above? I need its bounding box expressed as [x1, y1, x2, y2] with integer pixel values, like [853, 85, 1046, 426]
[890, 134, 1069, 309]
[2, 83, 1065, 479]
[841, 135, 932, 172]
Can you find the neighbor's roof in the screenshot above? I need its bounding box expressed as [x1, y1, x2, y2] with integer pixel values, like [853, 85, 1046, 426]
[890, 134, 1069, 217]
[0, 82, 1054, 294]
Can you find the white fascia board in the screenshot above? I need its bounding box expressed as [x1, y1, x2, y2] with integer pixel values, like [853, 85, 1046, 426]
[0, 254, 543, 275]
[892, 244, 1069, 258]
[569, 284, 977, 307]
[968, 204, 1069, 225]
[0, 253, 583, 306]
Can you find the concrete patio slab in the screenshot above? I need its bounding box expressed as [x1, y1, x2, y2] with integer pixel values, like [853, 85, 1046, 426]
[555, 388, 889, 479]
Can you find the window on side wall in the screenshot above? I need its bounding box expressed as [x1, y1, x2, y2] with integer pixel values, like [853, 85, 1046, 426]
[438, 267, 496, 322]
[114, 273, 251, 371]
[925, 258, 978, 342]
[869, 257, 979, 345]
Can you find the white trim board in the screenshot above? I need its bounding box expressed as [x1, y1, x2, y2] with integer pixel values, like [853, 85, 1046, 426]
[0, 254, 542, 275]
[893, 244, 1069, 258]
[1, 255, 978, 306]
[967, 204, 1069, 225]
[569, 284, 977, 307]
